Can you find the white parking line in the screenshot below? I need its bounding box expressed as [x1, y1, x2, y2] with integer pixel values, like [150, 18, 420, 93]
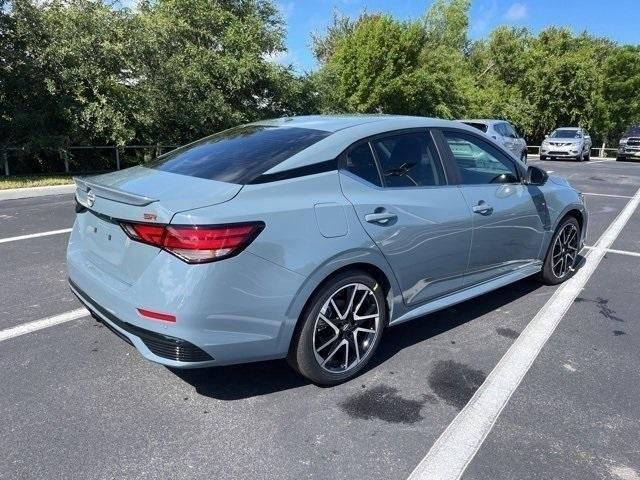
[583, 246, 640, 258]
[408, 186, 640, 480]
[583, 192, 633, 199]
[0, 228, 72, 244]
[0, 308, 88, 342]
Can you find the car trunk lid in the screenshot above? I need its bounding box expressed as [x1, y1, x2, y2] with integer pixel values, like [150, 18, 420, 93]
[73, 167, 243, 285]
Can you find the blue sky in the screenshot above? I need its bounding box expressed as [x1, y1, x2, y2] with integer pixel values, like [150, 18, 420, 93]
[275, 0, 640, 72]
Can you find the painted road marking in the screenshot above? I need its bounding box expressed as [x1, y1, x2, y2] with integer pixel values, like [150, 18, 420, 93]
[407, 186, 640, 480]
[583, 192, 633, 199]
[0, 228, 72, 244]
[583, 246, 640, 258]
[0, 308, 88, 342]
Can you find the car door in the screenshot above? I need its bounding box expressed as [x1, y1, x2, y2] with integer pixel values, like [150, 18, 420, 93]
[339, 130, 473, 305]
[438, 129, 546, 286]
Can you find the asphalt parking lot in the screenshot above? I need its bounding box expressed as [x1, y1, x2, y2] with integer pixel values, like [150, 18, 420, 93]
[2, 158, 640, 480]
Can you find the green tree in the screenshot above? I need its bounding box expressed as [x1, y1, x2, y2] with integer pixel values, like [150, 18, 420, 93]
[602, 45, 640, 143]
[313, 0, 475, 118]
[134, 0, 305, 144]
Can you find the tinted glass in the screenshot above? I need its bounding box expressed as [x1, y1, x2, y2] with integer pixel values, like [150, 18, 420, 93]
[550, 129, 580, 139]
[345, 143, 381, 187]
[463, 122, 489, 133]
[372, 132, 445, 188]
[443, 132, 519, 185]
[152, 126, 331, 184]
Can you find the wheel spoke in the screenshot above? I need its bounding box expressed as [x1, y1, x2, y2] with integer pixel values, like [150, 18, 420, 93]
[353, 290, 369, 316]
[354, 313, 378, 322]
[355, 327, 376, 335]
[322, 339, 347, 367]
[319, 314, 339, 334]
[352, 331, 361, 364]
[344, 285, 358, 318]
[316, 334, 339, 353]
[330, 298, 345, 320]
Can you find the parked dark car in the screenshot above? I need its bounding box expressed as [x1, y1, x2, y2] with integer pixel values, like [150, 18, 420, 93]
[617, 125, 640, 161]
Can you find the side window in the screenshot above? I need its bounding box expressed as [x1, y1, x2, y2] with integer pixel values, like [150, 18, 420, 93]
[371, 132, 445, 188]
[344, 143, 382, 187]
[443, 131, 519, 185]
[494, 123, 507, 137]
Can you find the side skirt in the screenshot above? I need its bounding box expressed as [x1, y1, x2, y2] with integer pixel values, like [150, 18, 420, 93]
[389, 263, 542, 326]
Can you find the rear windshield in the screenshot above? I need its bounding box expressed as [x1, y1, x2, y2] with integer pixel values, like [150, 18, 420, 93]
[152, 125, 331, 184]
[463, 122, 488, 133]
[623, 125, 640, 137]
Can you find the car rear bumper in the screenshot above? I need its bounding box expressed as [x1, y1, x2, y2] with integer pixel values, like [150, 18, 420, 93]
[70, 280, 215, 365]
[67, 219, 305, 368]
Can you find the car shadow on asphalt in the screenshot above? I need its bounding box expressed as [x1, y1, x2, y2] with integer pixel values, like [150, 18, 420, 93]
[171, 257, 586, 401]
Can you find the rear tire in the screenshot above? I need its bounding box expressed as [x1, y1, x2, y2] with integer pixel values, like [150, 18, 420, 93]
[537, 216, 581, 285]
[288, 270, 387, 386]
[617, 156, 625, 162]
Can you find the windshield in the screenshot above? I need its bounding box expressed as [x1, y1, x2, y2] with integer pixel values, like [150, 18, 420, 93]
[152, 125, 331, 184]
[550, 129, 581, 139]
[623, 125, 640, 137]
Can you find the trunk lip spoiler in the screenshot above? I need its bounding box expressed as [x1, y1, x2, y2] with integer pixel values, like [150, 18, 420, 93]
[74, 177, 157, 207]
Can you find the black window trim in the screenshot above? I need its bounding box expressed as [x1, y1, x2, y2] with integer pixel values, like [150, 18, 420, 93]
[339, 128, 451, 189]
[436, 128, 525, 186]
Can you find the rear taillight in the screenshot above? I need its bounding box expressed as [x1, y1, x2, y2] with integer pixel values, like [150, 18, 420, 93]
[120, 222, 264, 264]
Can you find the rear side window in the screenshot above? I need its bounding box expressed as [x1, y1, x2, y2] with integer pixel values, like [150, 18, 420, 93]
[372, 132, 445, 188]
[152, 126, 331, 184]
[345, 143, 382, 187]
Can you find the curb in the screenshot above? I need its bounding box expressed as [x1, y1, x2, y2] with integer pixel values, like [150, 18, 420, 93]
[0, 184, 75, 201]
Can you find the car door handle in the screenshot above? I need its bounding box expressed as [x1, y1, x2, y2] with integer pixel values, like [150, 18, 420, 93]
[472, 203, 493, 215]
[365, 212, 397, 225]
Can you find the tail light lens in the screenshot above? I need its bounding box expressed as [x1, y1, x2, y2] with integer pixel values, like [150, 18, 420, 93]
[120, 222, 264, 264]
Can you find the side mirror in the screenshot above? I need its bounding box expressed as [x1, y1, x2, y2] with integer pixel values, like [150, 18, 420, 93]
[544, 134, 549, 139]
[525, 166, 548, 186]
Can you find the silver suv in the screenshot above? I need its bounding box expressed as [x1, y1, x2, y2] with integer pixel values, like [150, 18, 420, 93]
[460, 119, 528, 164]
[617, 125, 640, 161]
[541, 127, 592, 162]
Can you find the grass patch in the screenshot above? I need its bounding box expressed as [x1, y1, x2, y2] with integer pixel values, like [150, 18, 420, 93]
[0, 175, 74, 190]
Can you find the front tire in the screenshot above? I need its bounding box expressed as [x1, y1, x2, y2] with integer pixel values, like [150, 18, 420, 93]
[537, 216, 581, 285]
[288, 270, 387, 385]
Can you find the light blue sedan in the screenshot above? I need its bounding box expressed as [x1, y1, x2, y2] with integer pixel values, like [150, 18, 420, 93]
[68, 115, 587, 385]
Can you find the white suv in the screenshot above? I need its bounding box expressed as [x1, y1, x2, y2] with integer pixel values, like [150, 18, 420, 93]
[541, 127, 592, 162]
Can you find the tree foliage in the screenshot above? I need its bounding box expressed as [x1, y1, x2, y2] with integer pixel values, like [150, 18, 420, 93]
[1, 0, 639, 165]
[313, 0, 640, 144]
[0, 0, 309, 152]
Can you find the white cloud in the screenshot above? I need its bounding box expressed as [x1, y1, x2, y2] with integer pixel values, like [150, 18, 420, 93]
[504, 3, 528, 21]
